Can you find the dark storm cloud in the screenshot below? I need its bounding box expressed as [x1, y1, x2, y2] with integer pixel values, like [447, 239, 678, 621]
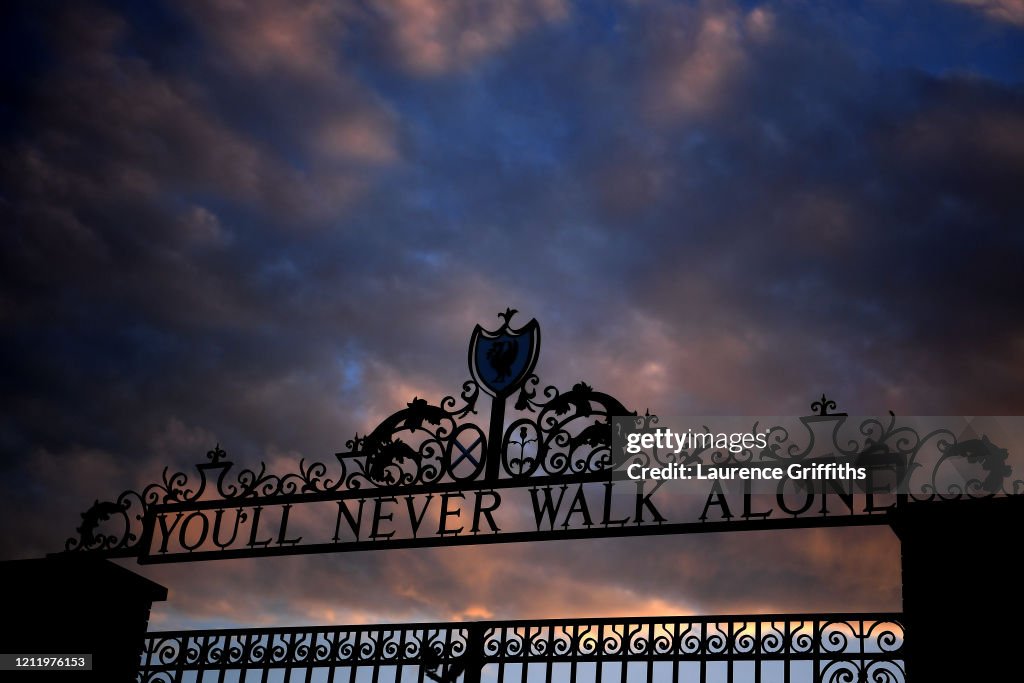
[1, 0, 1021, 628]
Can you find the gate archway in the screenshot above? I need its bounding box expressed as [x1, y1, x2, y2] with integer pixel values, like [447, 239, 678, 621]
[55, 311, 1023, 682]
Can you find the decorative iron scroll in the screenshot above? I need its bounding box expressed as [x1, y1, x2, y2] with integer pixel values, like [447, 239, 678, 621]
[63, 311, 636, 556]
[139, 613, 905, 683]
[62, 311, 1022, 560]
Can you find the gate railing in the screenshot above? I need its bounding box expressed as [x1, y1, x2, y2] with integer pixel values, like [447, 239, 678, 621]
[139, 612, 905, 683]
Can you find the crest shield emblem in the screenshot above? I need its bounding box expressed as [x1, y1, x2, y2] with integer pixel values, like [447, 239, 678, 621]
[469, 309, 540, 397]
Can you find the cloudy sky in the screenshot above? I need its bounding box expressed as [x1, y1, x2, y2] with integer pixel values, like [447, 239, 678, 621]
[2, 0, 1023, 630]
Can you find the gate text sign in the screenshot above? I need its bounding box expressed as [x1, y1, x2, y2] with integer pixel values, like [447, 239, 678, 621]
[140, 475, 900, 562]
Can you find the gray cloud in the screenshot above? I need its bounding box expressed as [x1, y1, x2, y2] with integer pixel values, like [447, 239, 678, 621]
[1, 0, 1021, 629]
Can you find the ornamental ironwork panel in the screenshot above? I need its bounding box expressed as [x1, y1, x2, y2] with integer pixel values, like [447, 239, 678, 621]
[138, 613, 905, 683]
[60, 311, 1022, 563]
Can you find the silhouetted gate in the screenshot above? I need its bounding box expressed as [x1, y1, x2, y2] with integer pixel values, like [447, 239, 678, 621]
[59, 311, 1020, 681]
[139, 613, 905, 683]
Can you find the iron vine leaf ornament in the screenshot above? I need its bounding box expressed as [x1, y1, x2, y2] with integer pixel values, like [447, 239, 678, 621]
[402, 397, 447, 430]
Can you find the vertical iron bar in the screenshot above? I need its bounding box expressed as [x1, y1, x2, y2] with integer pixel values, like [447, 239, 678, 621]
[519, 627, 529, 683]
[326, 629, 337, 683]
[782, 622, 791, 683]
[371, 631, 380, 683]
[545, 626, 553, 683]
[698, 622, 706, 683]
[496, 627, 506, 683]
[463, 624, 483, 683]
[259, 634, 270, 683]
[619, 624, 627, 683]
[726, 622, 734, 683]
[568, 625, 577, 683]
[754, 621, 761, 683]
[285, 633, 296, 683]
[415, 629, 426, 683]
[173, 635, 185, 683]
[395, 628, 406, 683]
[812, 620, 821, 683]
[485, 395, 506, 482]
[350, 630, 361, 683]
[671, 623, 679, 683]
[303, 630, 314, 683]
[645, 623, 654, 683]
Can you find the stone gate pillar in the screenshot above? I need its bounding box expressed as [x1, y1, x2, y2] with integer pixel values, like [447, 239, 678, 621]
[889, 495, 1021, 681]
[0, 555, 167, 682]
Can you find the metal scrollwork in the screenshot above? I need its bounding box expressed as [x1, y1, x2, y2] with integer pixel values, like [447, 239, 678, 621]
[139, 614, 906, 682]
[625, 401, 1022, 501]
[63, 312, 645, 556]
[62, 312, 1022, 559]
[503, 379, 635, 478]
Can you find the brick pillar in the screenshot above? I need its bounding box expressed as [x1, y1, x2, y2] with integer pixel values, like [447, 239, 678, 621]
[0, 555, 167, 682]
[888, 496, 1021, 681]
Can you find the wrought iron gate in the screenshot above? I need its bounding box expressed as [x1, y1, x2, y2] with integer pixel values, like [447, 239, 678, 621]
[56, 311, 1018, 681]
[139, 613, 905, 683]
